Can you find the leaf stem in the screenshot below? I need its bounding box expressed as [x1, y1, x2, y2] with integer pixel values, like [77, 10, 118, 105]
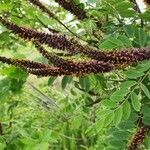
[0, 122, 3, 135]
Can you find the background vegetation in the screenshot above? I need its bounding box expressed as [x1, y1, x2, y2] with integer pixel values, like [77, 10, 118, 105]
[0, 0, 150, 149]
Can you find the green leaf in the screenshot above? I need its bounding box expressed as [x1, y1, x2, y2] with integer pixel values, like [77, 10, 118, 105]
[131, 92, 141, 111]
[115, 1, 134, 11]
[142, 105, 150, 117]
[9, 79, 25, 93]
[40, 129, 52, 142]
[139, 10, 150, 21]
[115, 1, 136, 18]
[99, 37, 124, 50]
[71, 116, 82, 130]
[140, 83, 150, 99]
[36, 12, 56, 26]
[124, 70, 144, 79]
[106, 146, 118, 150]
[36, 142, 49, 150]
[110, 88, 129, 102]
[143, 116, 150, 125]
[136, 61, 150, 72]
[0, 1, 13, 12]
[119, 9, 136, 18]
[0, 77, 10, 101]
[85, 124, 97, 136]
[0, 67, 28, 81]
[118, 35, 132, 47]
[79, 76, 90, 92]
[70, 88, 77, 96]
[94, 74, 107, 90]
[0, 143, 6, 150]
[21, 137, 38, 146]
[0, 67, 28, 93]
[95, 118, 105, 133]
[113, 107, 123, 126]
[48, 77, 56, 86]
[134, 28, 146, 47]
[104, 113, 114, 126]
[108, 139, 126, 148]
[96, 109, 110, 118]
[120, 80, 137, 89]
[122, 100, 131, 120]
[101, 99, 117, 108]
[61, 76, 72, 89]
[112, 131, 130, 140]
[124, 25, 136, 38]
[142, 105, 150, 125]
[83, 19, 97, 35]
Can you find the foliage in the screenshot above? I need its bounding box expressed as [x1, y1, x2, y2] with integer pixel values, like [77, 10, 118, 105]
[0, 0, 150, 150]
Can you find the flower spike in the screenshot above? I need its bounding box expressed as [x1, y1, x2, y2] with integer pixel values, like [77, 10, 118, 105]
[0, 17, 149, 68]
[34, 42, 114, 75]
[0, 55, 114, 76]
[128, 126, 150, 150]
[0, 56, 50, 69]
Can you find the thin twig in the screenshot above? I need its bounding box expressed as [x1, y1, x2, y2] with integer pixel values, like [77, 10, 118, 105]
[0, 122, 3, 135]
[129, 0, 144, 27]
[29, 0, 85, 41]
[86, 98, 102, 107]
[76, 86, 99, 96]
[27, 82, 60, 109]
[36, 15, 59, 33]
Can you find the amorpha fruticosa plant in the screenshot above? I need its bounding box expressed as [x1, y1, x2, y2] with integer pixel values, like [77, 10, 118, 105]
[0, 0, 150, 149]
